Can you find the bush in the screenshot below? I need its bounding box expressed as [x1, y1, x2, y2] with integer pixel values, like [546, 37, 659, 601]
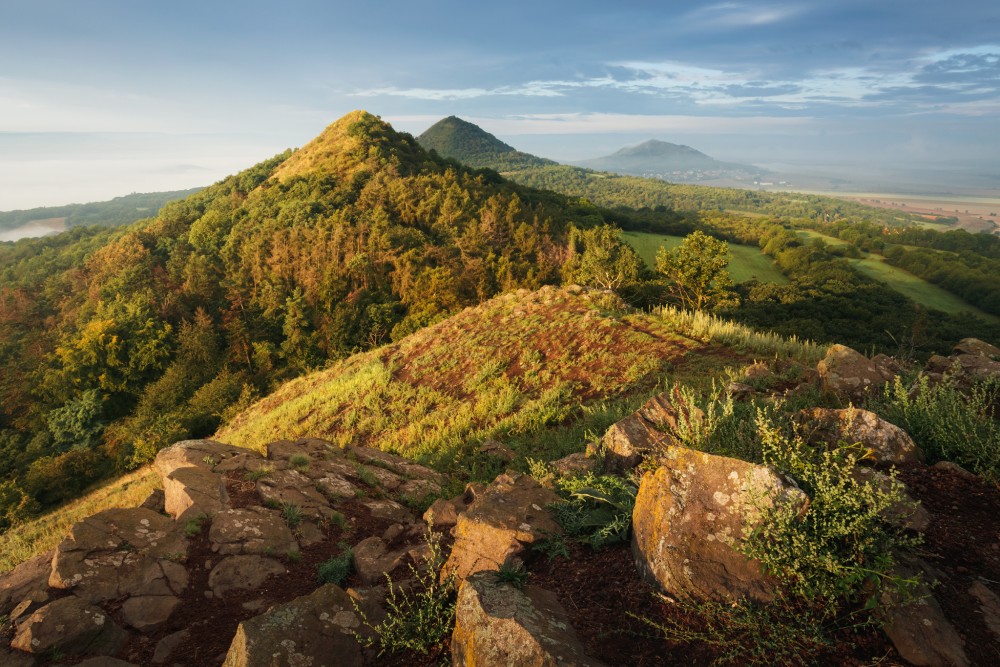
[871, 375, 1000, 483]
[549, 473, 637, 549]
[317, 545, 353, 586]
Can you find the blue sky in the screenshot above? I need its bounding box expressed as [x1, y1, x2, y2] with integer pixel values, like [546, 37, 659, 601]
[1, 0, 998, 209]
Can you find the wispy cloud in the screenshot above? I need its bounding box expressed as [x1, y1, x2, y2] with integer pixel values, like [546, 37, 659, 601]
[683, 2, 805, 29]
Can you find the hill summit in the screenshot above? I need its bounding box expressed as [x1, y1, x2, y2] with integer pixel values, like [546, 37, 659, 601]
[417, 116, 555, 171]
[576, 139, 763, 180]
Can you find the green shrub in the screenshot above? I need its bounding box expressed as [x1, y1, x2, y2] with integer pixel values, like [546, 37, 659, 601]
[355, 527, 457, 656]
[281, 503, 302, 528]
[871, 375, 1000, 483]
[289, 453, 310, 469]
[549, 473, 637, 549]
[494, 560, 530, 590]
[184, 513, 208, 538]
[317, 545, 353, 586]
[243, 465, 273, 482]
[741, 411, 920, 609]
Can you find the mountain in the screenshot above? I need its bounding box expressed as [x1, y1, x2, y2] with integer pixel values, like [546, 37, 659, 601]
[0, 110, 617, 528]
[417, 115, 556, 171]
[575, 139, 764, 181]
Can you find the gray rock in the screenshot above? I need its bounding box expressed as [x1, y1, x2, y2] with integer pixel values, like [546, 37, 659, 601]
[152, 628, 190, 664]
[121, 594, 181, 631]
[882, 567, 970, 667]
[796, 407, 923, 465]
[209, 507, 298, 556]
[0, 550, 53, 615]
[208, 555, 286, 599]
[11, 595, 125, 656]
[817, 344, 894, 399]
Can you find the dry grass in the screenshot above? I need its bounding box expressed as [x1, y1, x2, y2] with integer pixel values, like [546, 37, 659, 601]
[0, 467, 160, 574]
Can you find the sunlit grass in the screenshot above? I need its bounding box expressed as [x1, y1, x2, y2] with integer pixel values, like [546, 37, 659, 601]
[622, 231, 789, 284]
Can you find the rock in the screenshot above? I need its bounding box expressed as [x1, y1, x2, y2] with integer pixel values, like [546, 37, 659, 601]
[444, 473, 561, 583]
[969, 581, 1000, 642]
[550, 453, 595, 478]
[314, 474, 359, 500]
[154, 439, 248, 480]
[208, 555, 286, 599]
[363, 499, 414, 523]
[931, 460, 979, 481]
[796, 407, 923, 464]
[744, 362, 772, 382]
[851, 467, 930, 532]
[162, 465, 229, 521]
[881, 560, 969, 667]
[222, 584, 363, 667]
[953, 338, 1000, 359]
[72, 658, 140, 667]
[255, 468, 334, 521]
[602, 393, 701, 473]
[452, 571, 606, 667]
[423, 498, 460, 528]
[725, 382, 756, 400]
[398, 478, 442, 502]
[817, 344, 894, 399]
[480, 439, 517, 461]
[351, 536, 407, 584]
[0, 550, 53, 615]
[152, 628, 189, 664]
[122, 594, 181, 631]
[0, 646, 34, 667]
[11, 595, 125, 656]
[139, 488, 166, 513]
[631, 445, 806, 602]
[49, 508, 188, 603]
[209, 507, 298, 556]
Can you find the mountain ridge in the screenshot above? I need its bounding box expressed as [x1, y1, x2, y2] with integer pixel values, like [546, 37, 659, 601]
[575, 138, 764, 179]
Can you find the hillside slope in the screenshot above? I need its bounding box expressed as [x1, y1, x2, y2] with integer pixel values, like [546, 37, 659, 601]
[576, 139, 762, 180]
[417, 115, 556, 171]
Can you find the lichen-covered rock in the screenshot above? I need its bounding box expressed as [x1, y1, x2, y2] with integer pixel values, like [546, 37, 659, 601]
[351, 536, 407, 584]
[550, 452, 595, 478]
[796, 407, 923, 464]
[0, 550, 53, 615]
[222, 584, 363, 667]
[11, 595, 125, 656]
[209, 507, 298, 556]
[953, 338, 1000, 359]
[154, 439, 248, 480]
[48, 508, 188, 603]
[602, 393, 701, 473]
[121, 594, 181, 632]
[451, 571, 606, 667]
[162, 465, 229, 521]
[445, 473, 561, 583]
[631, 445, 806, 602]
[817, 344, 894, 398]
[255, 468, 335, 521]
[208, 555, 286, 599]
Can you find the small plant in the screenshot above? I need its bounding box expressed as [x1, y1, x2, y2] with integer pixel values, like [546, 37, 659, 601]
[532, 530, 571, 561]
[282, 503, 303, 528]
[549, 473, 637, 549]
[289, 453, 310, 469]
[244, 465, 273, 482]
[202, 455, 216, 466]
[354, 464, 378, 487]
[328, 510, 347, 530]
[287, 549, 302, 563]
[183, 513, 208, 538]
[354, 526, 457, 656]
[494, 560, 530, 590]
[263, 498, 281, 509]
[317, 544, 353, 586]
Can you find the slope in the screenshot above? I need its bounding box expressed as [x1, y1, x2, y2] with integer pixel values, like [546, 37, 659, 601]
[576, 139, 762, 179]
[417, 115, 556, 171]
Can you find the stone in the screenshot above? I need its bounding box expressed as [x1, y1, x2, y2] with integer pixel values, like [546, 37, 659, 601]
[445, 472, 561, 583]
[398, 478, 441, 502]
[363, 499, 414, 523]
[154, 439, 248, 480]
[480, 439, 517, 461]
[851, 467, 930, 532]
[152, 628, 190, 664]
[122, 594, 181, 631]
[423, 498, 460, 528]
[602, 393, 701, 473]
[953, 338, 1000, 359]
[139, 488, 166, 513]
[209, 507, 298, 556]
[549, 452, 595, 478]
[796, 407, 924, 465]
[0, 550, 53, 615]
[452, 571, 606, 667]
[0, 646, 34, 667]
[969, 581, 1000, 642]
[315, 474, 358, 500]
[744, 362, 772, 382]
[817, 344, 894, 399]
[11, 595, 124, 656]
[931, 460, 979, 481]
[208, 555, 286, 599]
[881, 560, 969, 667]
[725, 382, 756, 400]
[162, 465, 229, 521]
[296, 521, 327, 547]
[49, 507, 188, 603]
[222, 584, 363, 667]
[255, 468, 334, 521]
[631, 445, 806, 602]
[72, 657, 140, 666]
[351, 536, 407, 584]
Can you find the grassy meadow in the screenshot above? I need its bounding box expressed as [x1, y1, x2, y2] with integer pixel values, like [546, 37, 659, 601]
[622, 231, 789, 284]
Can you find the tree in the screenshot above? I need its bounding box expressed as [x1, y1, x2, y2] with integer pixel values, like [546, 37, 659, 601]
[563, 225, 643, 291]
[656, 231, 738, 311]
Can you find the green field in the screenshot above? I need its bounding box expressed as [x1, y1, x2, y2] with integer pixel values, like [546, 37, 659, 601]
[623, 231, 789, 284]
[796, 232, 999, 322]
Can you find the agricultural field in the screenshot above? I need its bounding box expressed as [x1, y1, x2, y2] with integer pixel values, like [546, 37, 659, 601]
[622, 231, 789, 284]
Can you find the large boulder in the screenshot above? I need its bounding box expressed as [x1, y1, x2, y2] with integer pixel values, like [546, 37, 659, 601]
[162, 466, 229, 521]
[817, 344, 894, 399]
[631, 445, 806, 602]
[48, 508, 189, 604]
[602, 393, 699, 473]
[795, 407, 923, 465]
[222, 584, 363, 667]
[452, 571, 606, 667]
[11, 595, 125, 656]
[444, 473, 561, 582]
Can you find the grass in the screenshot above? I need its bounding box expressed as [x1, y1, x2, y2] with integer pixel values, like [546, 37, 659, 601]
[0, 467, 160, 574]
[622, 231, 789, 284]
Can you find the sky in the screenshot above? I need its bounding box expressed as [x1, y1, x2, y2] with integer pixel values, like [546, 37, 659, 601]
[1, 0, 999, 210]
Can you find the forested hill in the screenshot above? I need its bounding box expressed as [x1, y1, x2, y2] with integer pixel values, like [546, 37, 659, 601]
[575, 139, 762, 177]
[417, 116, 556, 171]
[0, 188, 203, 233]
[0, 110, 616, 528]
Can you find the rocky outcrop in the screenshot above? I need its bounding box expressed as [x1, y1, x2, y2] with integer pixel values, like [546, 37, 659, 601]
[817, 344, 894, 399]
[0, 551, 53, 615]
[445, 473, 561, 582]
[222, 584, 363, 667]
[451, 571, 606, 667]
[631, 445, 806, 602]
[796, 407, 923, 465]
[11, 595, 125, 656]
[925, 337, 1000, 386]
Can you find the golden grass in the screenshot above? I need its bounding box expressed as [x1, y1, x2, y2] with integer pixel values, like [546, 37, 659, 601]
[0, 467, 160, 574]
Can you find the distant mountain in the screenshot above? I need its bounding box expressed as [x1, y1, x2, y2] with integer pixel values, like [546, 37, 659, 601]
[417, 116, 555, 171]
[575, 140, 763, 181]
